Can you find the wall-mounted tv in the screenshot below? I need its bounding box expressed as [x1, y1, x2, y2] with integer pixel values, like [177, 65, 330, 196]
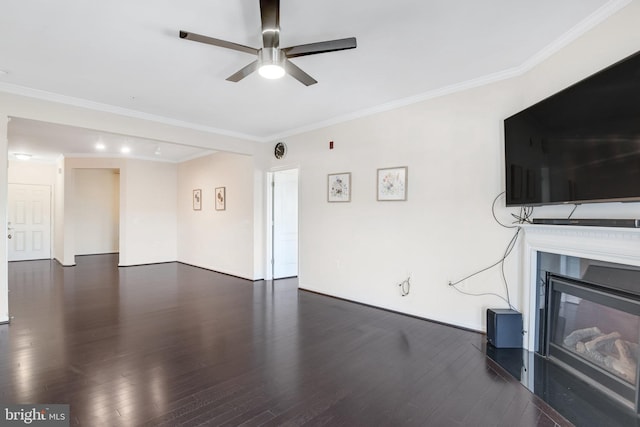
[504, 50, 640, 207]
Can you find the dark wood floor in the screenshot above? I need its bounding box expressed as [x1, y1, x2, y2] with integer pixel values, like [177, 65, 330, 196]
[0, 254, 571, 426]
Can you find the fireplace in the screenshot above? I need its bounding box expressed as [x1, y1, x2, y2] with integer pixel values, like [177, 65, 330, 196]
[520, 224, 640, 414]
[545, 273, 640, 410]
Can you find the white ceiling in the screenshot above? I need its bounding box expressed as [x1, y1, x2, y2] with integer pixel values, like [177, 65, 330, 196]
[0, 0, 624, 159]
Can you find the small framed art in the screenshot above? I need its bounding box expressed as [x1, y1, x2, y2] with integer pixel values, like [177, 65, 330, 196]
[377, 166, 407, 201]
[328, 172, 351, 202]
[193, 189, 202, 210]
[215, 187, 226, 211]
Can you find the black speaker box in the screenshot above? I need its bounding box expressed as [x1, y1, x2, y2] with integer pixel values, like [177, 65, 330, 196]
[487, 308, 522, 348]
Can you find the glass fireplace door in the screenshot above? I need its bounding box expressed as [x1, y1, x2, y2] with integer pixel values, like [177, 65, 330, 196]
[547, 275, 640, 410]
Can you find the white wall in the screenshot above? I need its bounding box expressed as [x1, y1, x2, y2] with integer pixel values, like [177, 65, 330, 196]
[119, 159, 177, 265]
[62, 157, 178, 266]
[0, 116, 8, 322]
[268, 79, 523, 331]
[253, 168, 265, 279]
[177, 152, 257, 279]
[265, 1, 640, 332]
[54, 157, 66, 264]
[8, 160, 56, 186]
[74, 168, 119, 255]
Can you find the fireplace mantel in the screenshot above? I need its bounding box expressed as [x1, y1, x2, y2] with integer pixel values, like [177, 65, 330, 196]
[520, 224, 640, 350]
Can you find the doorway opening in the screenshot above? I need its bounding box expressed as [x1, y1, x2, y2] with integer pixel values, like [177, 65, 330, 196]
[74, 168, 120, 256]
[268, 168, 299, 280]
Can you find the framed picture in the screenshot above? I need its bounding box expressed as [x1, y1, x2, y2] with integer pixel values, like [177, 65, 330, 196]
[193, 189, 202, 210]
[215, 187, 226, 211]
[377, 166, 408, 201]
[328, 172, 351, 202]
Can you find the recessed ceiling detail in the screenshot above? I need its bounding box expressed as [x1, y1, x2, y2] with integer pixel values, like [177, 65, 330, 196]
[8, 118, 214, 164]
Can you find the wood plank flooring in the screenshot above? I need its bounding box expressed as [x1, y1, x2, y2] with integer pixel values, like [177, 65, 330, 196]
[0, 254, 571, 426]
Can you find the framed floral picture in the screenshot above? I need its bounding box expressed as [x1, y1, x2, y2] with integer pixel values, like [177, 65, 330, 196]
[328, 172, 351, 202]
[377, 167, 407, 201]
[193, 189, 202, 210]
[215, 187, 226, 211]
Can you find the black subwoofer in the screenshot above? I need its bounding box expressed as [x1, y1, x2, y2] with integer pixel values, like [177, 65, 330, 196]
[487, 308, 522, 348]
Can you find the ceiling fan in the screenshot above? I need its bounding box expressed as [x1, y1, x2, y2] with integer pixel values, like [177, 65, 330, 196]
[179, 0, 357, 86]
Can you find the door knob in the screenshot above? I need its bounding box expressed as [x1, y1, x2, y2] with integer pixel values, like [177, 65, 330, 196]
[8, 234, 11, 239]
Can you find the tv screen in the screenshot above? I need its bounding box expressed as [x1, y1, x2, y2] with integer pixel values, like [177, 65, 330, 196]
[504, 50, 640, 206]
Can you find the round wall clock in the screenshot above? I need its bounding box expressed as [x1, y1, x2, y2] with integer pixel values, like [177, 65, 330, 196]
[274, 142, 287, 159]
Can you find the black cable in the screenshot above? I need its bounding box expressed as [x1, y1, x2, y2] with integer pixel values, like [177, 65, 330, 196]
[448, 236, 512, 286]
[495, 191, 533, 226]
[492, 192, 519, 229]
[398, 277, 410, 296]
[449, 191, 526, 310]
[450, 286, 512, 307]
[448, 228, 520, 310]
[510, 204, 533, 224]
[567, 204, 578, 219]
[500, 228, 521, 308]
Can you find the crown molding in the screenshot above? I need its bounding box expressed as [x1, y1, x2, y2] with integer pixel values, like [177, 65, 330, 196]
[260, 0, 631, 143]
[516, 0, 632, 73]
[0, 0, 630, 145]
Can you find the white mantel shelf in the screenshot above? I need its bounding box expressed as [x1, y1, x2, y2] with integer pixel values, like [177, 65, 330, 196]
[521, 223, 640, 267]
[519, 223, 640, 350]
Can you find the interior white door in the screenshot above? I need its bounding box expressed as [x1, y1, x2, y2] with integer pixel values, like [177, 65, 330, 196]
[8, 184, 52, 261]
[273, 169, 299, 279]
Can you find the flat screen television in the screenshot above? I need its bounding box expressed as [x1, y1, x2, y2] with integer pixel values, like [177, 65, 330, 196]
[504, 50, 640, 206]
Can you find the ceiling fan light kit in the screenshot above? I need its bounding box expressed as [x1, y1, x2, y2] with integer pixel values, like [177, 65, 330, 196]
[13, 153, 32, 161]
[180, 0, 356, 86]
[258, 48, 285, 79]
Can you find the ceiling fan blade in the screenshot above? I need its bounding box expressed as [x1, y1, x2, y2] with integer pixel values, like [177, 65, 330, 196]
[282, 37, 357, 58]
[284, 59, 317, 86]
[260, 0, 280, 48]
[180, 31, 259, 55]
[226, 60, 260, 82]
